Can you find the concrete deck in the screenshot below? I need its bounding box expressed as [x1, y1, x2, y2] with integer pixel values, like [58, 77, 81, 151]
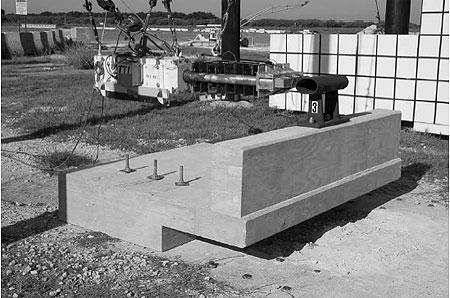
[59, 109, 402, 251]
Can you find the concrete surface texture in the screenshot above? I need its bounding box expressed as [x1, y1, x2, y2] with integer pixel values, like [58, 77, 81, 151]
[1, 30, 66, 59]
[59, 109, 402, 252]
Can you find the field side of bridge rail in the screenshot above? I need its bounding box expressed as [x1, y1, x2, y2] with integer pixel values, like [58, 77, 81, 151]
[59, 109, 401, 252]
[1, 29, 68, 59]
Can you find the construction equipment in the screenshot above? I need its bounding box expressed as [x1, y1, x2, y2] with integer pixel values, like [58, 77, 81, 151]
[87, 0, 309, 105]
[87, 0, 348, 128]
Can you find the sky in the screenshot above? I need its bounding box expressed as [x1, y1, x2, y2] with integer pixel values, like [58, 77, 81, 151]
[1, 0, 423, 23]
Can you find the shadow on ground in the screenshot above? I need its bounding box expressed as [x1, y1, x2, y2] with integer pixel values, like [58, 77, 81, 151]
[1, 163, 429, 257]
[200, 163, 430, 260]
[1, 210, 63, 245]
[1, 101, 164, 145]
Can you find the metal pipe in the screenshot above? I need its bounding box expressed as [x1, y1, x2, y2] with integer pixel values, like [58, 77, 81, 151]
[296, 75, 349, 94]
[385, 0, 411, 34]
[183, 70, 257, 86]
[221, 0, 240, 61]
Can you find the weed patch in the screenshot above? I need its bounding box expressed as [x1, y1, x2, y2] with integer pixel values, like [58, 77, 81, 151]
[64, 43, 96, 69]
[34, 149, 96, 173]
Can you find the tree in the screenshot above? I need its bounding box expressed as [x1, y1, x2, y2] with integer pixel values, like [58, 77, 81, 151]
[1, 9, 5, 15]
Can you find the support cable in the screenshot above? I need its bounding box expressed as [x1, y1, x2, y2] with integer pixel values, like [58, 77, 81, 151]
[1, 89, 101, 172]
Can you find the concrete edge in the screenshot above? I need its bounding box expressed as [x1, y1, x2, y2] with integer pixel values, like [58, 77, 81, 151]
[242, 158, 402, 246]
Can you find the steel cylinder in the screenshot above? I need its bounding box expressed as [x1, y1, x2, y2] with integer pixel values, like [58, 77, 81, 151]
[296, 75, 349, 94]
[385, 0, 411, 34]
[183, 70, 257, 86]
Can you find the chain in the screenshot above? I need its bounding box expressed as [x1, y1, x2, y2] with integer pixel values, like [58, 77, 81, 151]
[163, 0, 181, 55]
[83, 0, 100, 45]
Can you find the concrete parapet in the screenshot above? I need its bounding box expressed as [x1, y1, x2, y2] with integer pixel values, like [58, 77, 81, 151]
[19, 32, 36, 55]
[52, 29, 65, 50]
[1, 30, 66, 58]
[32, 32, 44, 54]
[3, 32, 25, 56]
[44, 30, 56, 52]
[1, 33, 12, 59]
[59, 109, 402, 251]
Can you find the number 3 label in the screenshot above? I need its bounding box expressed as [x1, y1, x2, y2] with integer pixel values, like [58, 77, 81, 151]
[311, 101, 319, 113]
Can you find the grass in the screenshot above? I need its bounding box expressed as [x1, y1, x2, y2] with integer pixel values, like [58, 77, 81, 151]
[1, 56, 448, 190]
[34, 149, 97, 174]
[399, 129, 449, 192]
[64, 43, 96, 69]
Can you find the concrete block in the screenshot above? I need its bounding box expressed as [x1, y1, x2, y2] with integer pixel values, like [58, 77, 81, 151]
[20, 32, 36, 56]
[40, 32, 53, 54]
[1, 33, 11, 59]
[32, 32, 44, 54]
[4, 32, 24, 56]
[59, 110, 401, 251]
[45, 30, 56, 50]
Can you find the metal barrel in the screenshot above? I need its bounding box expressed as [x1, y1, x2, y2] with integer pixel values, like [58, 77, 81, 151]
[296, 75, 349, 94]
[183, 70, 257, 87]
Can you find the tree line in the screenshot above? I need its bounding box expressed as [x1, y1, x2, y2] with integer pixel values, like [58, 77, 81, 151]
[0, 10, 419, 29]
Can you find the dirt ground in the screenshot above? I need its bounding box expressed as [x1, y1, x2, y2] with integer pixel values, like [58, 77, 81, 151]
[2, 108, 449, 297]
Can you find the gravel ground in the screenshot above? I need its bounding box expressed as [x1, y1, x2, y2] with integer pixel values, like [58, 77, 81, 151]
[1, 123, 247, 298]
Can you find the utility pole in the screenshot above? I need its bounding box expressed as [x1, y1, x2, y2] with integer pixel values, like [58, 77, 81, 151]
[385, 0, 411, 34]
[221, 0, 240, 61]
